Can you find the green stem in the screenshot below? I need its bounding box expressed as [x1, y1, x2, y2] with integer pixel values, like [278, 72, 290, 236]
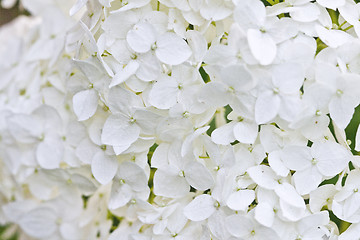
[343, 25, 353, 31]
[338, 21, 347, 28]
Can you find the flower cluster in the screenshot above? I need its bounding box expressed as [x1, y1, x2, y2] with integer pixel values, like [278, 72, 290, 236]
[2, 0, 360, 239]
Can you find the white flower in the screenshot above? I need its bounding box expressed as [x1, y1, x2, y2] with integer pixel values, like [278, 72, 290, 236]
[333, 170, 360, 223]
[152, 141, 214, 198]
[101, 86, 160, 151]
[225, 213, 280, 239]
[281, 141, 351, 195]
[255, 63, 304, 124]
[108, 161, 149, 209]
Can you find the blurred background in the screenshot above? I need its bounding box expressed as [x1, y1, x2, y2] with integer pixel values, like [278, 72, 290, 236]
[0, 0, 25, 26]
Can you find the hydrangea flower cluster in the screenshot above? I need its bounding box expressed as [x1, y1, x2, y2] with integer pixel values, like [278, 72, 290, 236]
[2, 0, 360, 239]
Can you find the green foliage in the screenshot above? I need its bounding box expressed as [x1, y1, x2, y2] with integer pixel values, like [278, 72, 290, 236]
[0, 225, 18, 240]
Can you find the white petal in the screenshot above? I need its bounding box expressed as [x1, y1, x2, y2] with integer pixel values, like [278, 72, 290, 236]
[184, 194, 215, 221]
[151, 143, 170, 169]
[108, 182, 133, 209]
[317, 0, 345, 10]
[296, 213, 329, 237]
[101, 114, 140, 146]
[356, 126, 360, 152]
[133, 109, 162, 135]
[339, 2, 359, 25]
[290, 3, 320, 22]
[275, 182, 305, 209]
[27, 174, 53, 200]
[108, 86, 142, 114]
[247, 29, 276, 65]
[279, 198, 305, 221]
[199, 0, 232, 21]
[185, 161, 214, 191]
[254, 202, 275, 227]
[253, 225, 279, 239]
[272, 63, 304, 93]
[32, 106, 62, 131]
[198, 82, 232, 108]
[233, 0, 266, 29]
[293, 167, 323, 195]
[112, 0, 150, 12]
[226, 190, 255, 211]
[268, 17, 299, 43]
[281, 145, 312, 171]
[60, 222, 81, 240]
[181, 126, 209, 157]
[185, 30, 207, 64]
[113, 144, 131, 155]
[19, 208, 57, 238]
[316, 25, 354, 48]
[155, 32, 192, 65]
[225, 214, 252, 237]
[110, 60, 139, 88]
[233, 121, 258, 144]
[72, 89, 98, 121]
[126, 22, 156, 53]
[149, 75, 178, 109]
[309, 184, 337, 213]
[136, 52, 160, 81]
[72, 59, 106, 83]
[312, 141, 351, 177]
[255, 91, 281, 124]
[118, 161, 148, 191]
[102, 11, 139, 39]
[278, 95, 301, 122]
[37, 137, 64, 169]
[343, 194, 360, 220]
[211, 122, 237, 145]
[153, 220, 167, 235]
[7, 114, 42, 143]
[268, 151, 289, 177]
[247, 165, 278, 190]
[1, 0, 16, 8]
[221, 65, 254, 92]
[91, 151, 118, 184]
[2, 200, 38, 223]
[69, 0, 88, 16]
[207, 210, 230, 240]
[153, 170, 189, 198]
[329, 96, 355, 130]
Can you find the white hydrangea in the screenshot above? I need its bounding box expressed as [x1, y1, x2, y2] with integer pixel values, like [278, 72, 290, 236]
[2, 0, 360, 239]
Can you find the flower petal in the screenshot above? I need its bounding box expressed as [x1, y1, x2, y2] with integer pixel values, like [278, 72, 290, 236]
[37, 137, 64, 169]
[19, 208, 57, 238]
[184, 194, 215, 221]
[226, 190, 255, 211]
[126, 22, 156, 53]
[233, 121, 258, 144]
[155, 32, 192, 65]
[185, 161, 214, 191]
[275, 182, 305, 209]
[91, 151, 118, 185]
[153, 170, 189, 198]
[101, 114, 140, 146]
[255, 91, 281, 124]
[312, 141, 351, 177]
[247, 29, 276, 65]
[72, 89, 98, 121]
[211, 122, 237, 145]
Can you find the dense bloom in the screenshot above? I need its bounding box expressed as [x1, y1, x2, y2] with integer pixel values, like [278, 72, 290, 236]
[1, 0, 360, 239]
